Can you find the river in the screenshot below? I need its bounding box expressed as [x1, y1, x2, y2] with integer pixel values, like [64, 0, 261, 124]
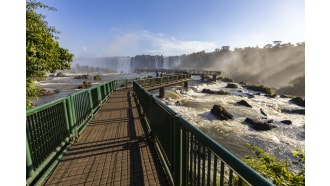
[32, 72, 305, 172]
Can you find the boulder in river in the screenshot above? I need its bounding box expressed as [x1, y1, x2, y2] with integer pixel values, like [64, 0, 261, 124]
[74, 74, 91, 79]
[244, 117, 277, 131]
[37, 88, 60, 96]
[211, 104, 233, 120]
[236, 100, 252, 108]
[281, 120, 292, 125]
[202, 89, 229, 95]
[281, 109, 305, 115]
[225, 83, 238, 88]
[289, 97, 305, 107]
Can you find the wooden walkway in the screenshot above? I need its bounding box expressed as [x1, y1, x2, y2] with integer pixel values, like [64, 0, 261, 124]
[42, 88, 169, 186]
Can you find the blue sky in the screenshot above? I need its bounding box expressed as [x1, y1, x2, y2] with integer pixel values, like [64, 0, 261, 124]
[36, 0, 305, 58]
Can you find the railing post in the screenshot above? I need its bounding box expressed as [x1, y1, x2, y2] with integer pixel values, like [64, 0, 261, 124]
[88, 89, 93, 112]
[26, 135, 35, 178]
[181, 124, 188, 185]
[173, 115, 182, 185]
[63, 99, 71, 137]
[97, 86, 102, 105]
[68, 96, 78, 138]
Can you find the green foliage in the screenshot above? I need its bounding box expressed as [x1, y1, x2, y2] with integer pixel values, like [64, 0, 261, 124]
[277, 75, 305, 97]
[243, 144, 305, 186]
[78, 81, 92, 89]
[26, 78, 39, 109]
[246, 84, 275, 95]
[26, 0, 74, 108]
[219, 76, 234, 82]
[93, 75, 102, 80]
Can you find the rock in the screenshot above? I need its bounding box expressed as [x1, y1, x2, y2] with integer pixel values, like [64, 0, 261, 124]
[37, 88, 60, 96]
[226, 83, 238, 88]
[281, 120, 292, 125]
[201, 89, 229, 95]
[211, 104, 233, 120]
[244, 117, 277, 131]
[289, 97, 305, 107]
[78, 81, 92, 89]
[281, 109, 305, 115]
[74, 74, 91, 79]
[265, 94, 277, 98]
[247, 94, 255, 98]
[260, 108, 268, 116]
[237, 100, 252, 108]
[56, 72, 66, 77]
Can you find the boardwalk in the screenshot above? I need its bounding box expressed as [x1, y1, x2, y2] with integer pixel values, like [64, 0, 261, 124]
[42, 88, 169, 186]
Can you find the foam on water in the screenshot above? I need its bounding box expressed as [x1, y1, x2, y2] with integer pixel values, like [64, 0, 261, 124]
[161, 80, 305, 164]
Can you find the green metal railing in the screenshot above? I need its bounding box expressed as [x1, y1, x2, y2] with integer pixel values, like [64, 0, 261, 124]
[26, 73, 274, 186]
[26, 80, 116, 186]
[133, 77, 274, 186]
[135, 74, 191, 87]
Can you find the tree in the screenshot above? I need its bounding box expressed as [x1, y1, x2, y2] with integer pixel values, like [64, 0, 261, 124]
[26, 0, 74, 108]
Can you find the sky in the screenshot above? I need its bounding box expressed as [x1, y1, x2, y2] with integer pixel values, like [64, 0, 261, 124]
[36, 0, 305, 58]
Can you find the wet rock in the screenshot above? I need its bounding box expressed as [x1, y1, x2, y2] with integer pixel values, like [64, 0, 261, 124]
[211, 104, 233, 120]
[237, 100, 252, 108]
[202, 89, 229, 95]
[37, 88, 60, 96]
[289, 97, 305, 107]
[226, 83, 238, 88]
[264, 94, 277, 98]
[280, 95, 290, 98]
[56, 72, 66, 77]
[74, 74, 91, 79]
[244, 117, 277, 131]
[281, 120, 292, 125]
[260, 108, 268, 116]
[281, 109, 305, 115]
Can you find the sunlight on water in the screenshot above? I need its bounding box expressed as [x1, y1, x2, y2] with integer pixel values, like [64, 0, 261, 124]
[161, 80, 305, 164]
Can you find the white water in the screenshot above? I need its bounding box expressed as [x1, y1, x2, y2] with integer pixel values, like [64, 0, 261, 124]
[159, 76, 305, 167]
[33, 73, 305, 170]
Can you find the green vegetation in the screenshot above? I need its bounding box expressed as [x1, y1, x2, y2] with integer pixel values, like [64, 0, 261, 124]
[218, 76, 234, 82]
[277, 75, 305, 97]
[93, 75, 102, 80]
[243, 144, 305, 186]
[26, 0, 74, 109]
[78, 81, 92, 89]
[246, 84, 275, 95]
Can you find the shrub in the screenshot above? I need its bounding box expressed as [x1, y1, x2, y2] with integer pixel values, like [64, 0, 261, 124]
[219, 76, 234, 82]
[78, 81, 92, 89]
[94, 75, 102, 80]
[243, 144, 305, 186]
[246, 84, 274, 95]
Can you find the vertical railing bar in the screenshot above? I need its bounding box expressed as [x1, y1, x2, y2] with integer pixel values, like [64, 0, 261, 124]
[189, 132, 193, 184]
[197, 141, 201, 185]
[193, 135, 197, 185]
[238, 177, 243, 186]
[213, 155, 217, 186]
[207, 148, 211, 186]
[220, 161, 225, 186]
[229, 169, 233, 186]
[202, 144, 206, 186]
[26, 135, 35, 178]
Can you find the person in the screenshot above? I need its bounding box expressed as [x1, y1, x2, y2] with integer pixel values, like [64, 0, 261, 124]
[156, 70, 160, 77]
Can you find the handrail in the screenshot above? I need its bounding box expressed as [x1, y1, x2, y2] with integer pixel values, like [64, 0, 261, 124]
[26, 80, 116, 185]
[133, 75, 274, 186]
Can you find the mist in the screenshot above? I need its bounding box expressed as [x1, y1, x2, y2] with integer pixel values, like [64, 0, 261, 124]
[177, 42, 305, 97]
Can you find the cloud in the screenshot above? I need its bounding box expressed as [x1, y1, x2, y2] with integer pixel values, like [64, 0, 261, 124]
[101, 29, 219, 56]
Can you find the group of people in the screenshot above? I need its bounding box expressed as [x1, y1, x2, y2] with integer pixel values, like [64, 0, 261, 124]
[156, 70, 166, 77]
